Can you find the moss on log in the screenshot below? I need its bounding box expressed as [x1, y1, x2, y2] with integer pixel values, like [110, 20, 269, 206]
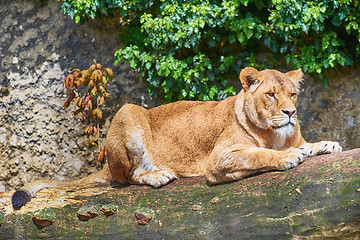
[0, 149, 359, 239]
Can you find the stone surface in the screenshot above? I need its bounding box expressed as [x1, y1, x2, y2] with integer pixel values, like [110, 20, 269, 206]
[0, 149, 359, 239]
[0, 0, 156, 191]
[297, 68, 360, 151]
[0, 0, 359, 192]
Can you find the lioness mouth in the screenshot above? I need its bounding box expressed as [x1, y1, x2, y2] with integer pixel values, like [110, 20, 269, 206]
[273, 122, 294, 129]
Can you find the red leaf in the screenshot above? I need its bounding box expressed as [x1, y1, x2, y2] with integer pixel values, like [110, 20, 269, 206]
[99, 95, 105, 105]
[81, 70, 89, 78]
[105, 68, 113, 81]
[88, 79, 93, 87]
[97, 150, 104, 163]
[85, 126, 90, 135]
[84, 96, 91, 105]
[87, 99, 93, 111]
[91, 70, 102, 83]
[78, 97, 83, 107]
[97, 109, 103, 119]
[90, 63, 96, 71]
[90, 86, 97, 96]
[69, 75, 75, 88]
[99, 86, 105, 94]
[101, 76, 107, 85]
[73, 108, 82, 116]
[63, 76, 69, 88]
[69, 92, 75, 102]
[104, 146, 107, 158]
[64, 99, 70, 108]
[73, 97, 81, 106]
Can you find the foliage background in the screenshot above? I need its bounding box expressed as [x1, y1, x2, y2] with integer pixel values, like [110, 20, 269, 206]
[60, 0, 360, 102]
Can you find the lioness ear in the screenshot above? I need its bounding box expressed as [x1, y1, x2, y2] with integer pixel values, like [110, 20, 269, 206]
[285, 68, 303, 90]
[239, 67, 261, 92]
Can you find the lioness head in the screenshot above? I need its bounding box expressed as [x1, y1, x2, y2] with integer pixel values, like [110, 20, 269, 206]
[239, 67, 303, 138]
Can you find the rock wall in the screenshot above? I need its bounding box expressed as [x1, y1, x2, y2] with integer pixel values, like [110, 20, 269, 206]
[298, 69, 360, 151]
[0, 0, 359, 191]
[0, 0, 156, 192]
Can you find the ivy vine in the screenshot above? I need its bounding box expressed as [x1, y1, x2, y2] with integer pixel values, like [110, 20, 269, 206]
[60, 0, 360, 101]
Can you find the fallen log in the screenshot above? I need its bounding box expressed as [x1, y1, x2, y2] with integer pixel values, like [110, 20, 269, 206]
[0, 149, 359, 239]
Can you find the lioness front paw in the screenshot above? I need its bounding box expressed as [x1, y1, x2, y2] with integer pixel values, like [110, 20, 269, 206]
[317, 141, 342, 155]
[301, 141, 342, 157]
[278, 148, 304, 170]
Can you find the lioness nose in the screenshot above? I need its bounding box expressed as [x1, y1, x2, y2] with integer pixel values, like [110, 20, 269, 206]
[282, 110, 296, 117]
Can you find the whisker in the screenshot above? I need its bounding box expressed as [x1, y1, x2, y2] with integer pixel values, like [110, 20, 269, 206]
[255, 120, 270, 132]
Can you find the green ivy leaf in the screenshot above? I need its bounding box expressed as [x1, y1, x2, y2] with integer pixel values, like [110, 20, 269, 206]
[244, 28, 253, 39]
[74, 15, 80, 24]
[229, 34, 236, 44]
[145, 62, 152, 70]
[236, 32, 246, 44]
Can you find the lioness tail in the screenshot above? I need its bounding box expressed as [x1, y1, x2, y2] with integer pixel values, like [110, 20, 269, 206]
[11, 163, 112, 210]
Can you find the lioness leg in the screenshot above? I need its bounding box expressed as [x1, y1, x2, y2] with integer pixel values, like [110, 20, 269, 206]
[125, 129, 177, 188]
[107, 104, 177, 188]
[206, 145, 304, 184]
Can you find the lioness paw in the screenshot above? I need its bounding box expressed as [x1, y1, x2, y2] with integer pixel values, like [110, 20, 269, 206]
[317, 141, 342, 155]
[156, 170, 178, 186]
[301, 141, 342, 157]
[278, 148, 304, 170]
[136, 170, 178, 188]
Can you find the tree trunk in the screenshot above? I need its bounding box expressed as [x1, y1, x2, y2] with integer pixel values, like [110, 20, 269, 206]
[1, 149, 359, 239]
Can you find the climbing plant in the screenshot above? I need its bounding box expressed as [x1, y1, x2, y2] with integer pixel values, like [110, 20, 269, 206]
[60, 0, 360, 101]
[63, 60, 113, 165]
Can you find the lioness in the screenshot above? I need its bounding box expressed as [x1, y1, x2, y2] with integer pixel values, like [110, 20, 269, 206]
[12, 67, 342, 209]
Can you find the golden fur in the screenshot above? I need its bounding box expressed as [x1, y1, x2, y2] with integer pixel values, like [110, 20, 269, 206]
[12, 67, 342, 209]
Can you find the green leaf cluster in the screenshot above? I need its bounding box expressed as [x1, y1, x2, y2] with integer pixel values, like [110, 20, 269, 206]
[61, 0, 360, 101]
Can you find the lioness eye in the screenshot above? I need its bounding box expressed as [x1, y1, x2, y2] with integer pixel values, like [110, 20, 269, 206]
[290, 93, 297, 97]
[266, 92, 275, 98]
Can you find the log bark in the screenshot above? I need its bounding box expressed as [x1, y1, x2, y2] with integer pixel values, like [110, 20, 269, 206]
[1, 149, 359, 239]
